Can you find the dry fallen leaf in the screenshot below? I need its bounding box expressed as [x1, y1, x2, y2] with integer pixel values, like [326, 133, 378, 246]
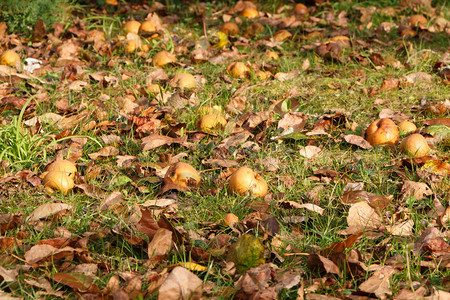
[359, 266, 396, 298]
[147, 228, 173, 260]
[157, 267, 202, 300]
[342, 134, 372, 149]
[26, 203, 73, 223]
[347, 201, 383, 231]
[401, 180, 433, 201]
[299, 146, 322, 159]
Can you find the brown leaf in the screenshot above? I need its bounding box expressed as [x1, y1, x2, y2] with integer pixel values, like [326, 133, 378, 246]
[342, 134, 372, 149]
[380, 78, 399, 91]
[359, 266, 395, 298]
[0, 266, 18, 282]
[414, 227, 442, 254]
[401, 180, 433, 201]
[26, 203, 73, 223]
[278, 112, 308, 134]
[141, 134, 188, 151]
[347, 201, 383, 231]
[52, 272, 96, 292]
[99, 191, 123, 211]
[321, 233, 363, 256]
[423, 118, 450, 126]
[88, 146, 119, 160]
[279, 201, 324, 215]
[24, 244, 78, 263]
[148, 228, 173, 260]
[385, 220, 414, 236]
[202, 158, 238, 168]
[137, 208, 160, 240]
[157, 267, 202, 300]
[0, 237, 21, 252]
[0, 213, 21, 234]
[307, 254, 341, 276]
[299, 146, 322, 159]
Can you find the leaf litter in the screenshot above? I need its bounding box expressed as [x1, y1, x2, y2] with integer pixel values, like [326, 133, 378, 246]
[0, 0, 449, 299]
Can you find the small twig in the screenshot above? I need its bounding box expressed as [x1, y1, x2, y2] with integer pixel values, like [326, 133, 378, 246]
[283, 252, 310, 256]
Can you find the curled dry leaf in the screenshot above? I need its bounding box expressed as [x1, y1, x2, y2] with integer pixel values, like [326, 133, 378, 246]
[26, 203, 73, 223]
[157, 267, 202, 300]
[342, 134, 372, 149]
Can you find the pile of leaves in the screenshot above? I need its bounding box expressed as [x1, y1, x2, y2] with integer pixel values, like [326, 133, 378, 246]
[0, 0, 449, 299]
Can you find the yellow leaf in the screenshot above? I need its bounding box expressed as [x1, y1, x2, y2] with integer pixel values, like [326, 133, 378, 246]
[213, 32, 229, 48]
[179, 262, 208, 272]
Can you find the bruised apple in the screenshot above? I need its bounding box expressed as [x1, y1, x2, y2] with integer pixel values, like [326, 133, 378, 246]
[164, 162, 201, 188]
[229, 167, 268, 197]
[43, 171, 74, 195]
[400, 133, 430, 157]
[366, 118, 399, 146]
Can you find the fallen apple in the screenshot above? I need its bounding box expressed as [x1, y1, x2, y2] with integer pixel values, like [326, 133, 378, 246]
[169, 73, 196, 89]
[147, 83, 162, 95]
[43, 171, 74, 195]
[197, 105, 223, 116]
[265, 51, 279, 60]
[254, 70, 271, 80]
[245, 22, 265, 37]
[46, 160, 77, 179]
[221, 22, 240, 36]
[229, 167, 268, 197]
[366, 118, 399, 146]
[164, 162, 201, 188]
[398, 120, 417, 135]
[197, 114, 227, 133]
[293, 3, 308, 16]
[125, 40, 139, 53]
[0, 50, 20, 66]
[409, 15, 427, 28]
[227, 62, 249, 78]
[224, 213, 239, 227]
[153, 50, 176, 67]
[123, 20, 141, 34]
[400, 133, 430, 157]
[241, 8, 259, 19]
[273, 30, 292, 42]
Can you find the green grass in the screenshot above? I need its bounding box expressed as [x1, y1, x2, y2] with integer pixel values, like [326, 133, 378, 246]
[0, 0, 449, 299]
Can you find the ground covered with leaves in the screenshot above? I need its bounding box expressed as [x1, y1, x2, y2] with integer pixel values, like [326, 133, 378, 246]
[0, 0, 449, 299]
